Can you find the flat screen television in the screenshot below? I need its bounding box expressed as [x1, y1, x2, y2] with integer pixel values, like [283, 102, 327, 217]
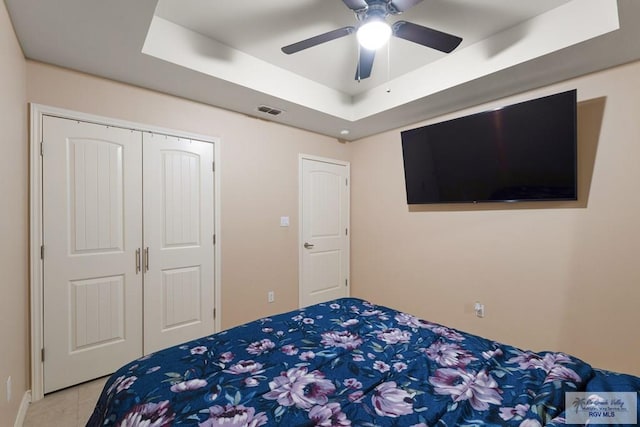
[401, 89, 577, 204]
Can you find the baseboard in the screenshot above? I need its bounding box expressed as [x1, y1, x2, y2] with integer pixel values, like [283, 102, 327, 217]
[14, 390, 31, 427]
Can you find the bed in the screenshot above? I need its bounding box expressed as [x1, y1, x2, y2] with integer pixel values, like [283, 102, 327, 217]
[87, 298, 639, 426]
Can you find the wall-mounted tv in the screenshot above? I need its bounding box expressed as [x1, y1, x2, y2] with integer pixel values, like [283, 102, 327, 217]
[401, 89, 577, 204]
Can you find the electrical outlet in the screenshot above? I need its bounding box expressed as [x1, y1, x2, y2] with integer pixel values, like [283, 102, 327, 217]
[268, 291, 275, 303]
[6, 376, 11, 402]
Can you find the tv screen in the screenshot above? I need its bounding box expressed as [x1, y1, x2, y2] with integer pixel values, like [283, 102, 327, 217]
[401, 90, 577, 204]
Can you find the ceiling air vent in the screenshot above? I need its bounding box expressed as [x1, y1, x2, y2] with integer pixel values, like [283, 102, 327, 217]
[257, 105, 284, 116]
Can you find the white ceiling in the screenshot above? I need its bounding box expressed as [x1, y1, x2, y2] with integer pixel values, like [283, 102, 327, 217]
[5, 0, 640, 140]
[153, 0, 570, 95]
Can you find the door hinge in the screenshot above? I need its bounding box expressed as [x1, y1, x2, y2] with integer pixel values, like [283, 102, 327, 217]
[212, 161, 215, 172]
[345, 279, 348, 287]
[213, 234, 216, 245]
[345, 228, 348, 236]
[41, 348, 45, 362]
[40, 142, 44, 156]
[213, 308, 216, 319]
[40, 245, 44, 260]
[345, 177, 348, 186]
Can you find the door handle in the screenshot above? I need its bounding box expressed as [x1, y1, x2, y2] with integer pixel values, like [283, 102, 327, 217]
[135, 248, 141, 274]
[144, 247, 149, 272]
[304, 242, 314, 249]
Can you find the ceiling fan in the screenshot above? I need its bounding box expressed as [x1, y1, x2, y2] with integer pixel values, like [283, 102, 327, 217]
[281, 0, 463, 81]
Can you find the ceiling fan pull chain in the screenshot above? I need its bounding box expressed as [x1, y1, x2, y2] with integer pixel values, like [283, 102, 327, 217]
[357, 41, 362, 82]
[386, 40, 391, 93]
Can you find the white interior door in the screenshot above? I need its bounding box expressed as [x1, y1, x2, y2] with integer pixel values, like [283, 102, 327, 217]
[142, 134, 215, 353]
[42, 117, 143, 393]
[300, 157, 350, 307]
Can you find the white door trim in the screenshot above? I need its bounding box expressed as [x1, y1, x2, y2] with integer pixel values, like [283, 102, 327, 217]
[29, 103, 222, 401]
[298, 154, 350, 308]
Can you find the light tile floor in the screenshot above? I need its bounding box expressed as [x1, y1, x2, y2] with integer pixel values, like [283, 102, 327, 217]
[23, 377, 108, 427]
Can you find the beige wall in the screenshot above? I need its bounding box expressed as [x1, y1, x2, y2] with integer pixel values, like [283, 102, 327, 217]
[26, 61, 350, 329]
[0, 1, 28, 426]
[350, 60, 640, 376]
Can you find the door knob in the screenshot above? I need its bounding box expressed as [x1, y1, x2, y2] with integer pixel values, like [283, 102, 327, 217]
[304, 242, 315, 249]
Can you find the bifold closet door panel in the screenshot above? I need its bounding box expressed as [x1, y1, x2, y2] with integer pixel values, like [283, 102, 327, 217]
[142, 134, 215, 354]
[42, 116, 143, 393]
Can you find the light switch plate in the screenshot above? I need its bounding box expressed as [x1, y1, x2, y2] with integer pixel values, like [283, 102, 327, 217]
[280, 216, 290, 227]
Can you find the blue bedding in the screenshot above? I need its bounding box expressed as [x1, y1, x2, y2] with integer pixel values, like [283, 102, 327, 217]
[87, 298, 639, 426]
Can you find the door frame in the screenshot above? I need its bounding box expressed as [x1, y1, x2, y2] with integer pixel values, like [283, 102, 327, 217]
[29, 104, 222, 401]
[298, 154, 350, 308]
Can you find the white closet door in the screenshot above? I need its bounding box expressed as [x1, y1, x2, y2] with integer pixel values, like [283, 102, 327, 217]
[142, 134, 215, 353]
[300, 158, 350, 307]
[42, 117, 143, 393]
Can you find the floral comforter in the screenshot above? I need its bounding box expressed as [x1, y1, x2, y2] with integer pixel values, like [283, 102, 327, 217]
[87, 298, 639, 426]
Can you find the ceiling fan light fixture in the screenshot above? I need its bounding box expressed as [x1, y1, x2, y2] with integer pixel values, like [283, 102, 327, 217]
[357, 20, 391, 50]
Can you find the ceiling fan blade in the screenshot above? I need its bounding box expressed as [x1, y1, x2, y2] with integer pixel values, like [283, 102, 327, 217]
[342, 0, 368, 11]
[392, 20, 462, 53]
[282, 26, 355, 54]
[389, 0, 424, 14]
[355, 47, 375, 80]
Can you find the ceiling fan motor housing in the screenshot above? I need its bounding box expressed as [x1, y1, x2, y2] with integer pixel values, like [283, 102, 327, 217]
[354, 0, 399, 23]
